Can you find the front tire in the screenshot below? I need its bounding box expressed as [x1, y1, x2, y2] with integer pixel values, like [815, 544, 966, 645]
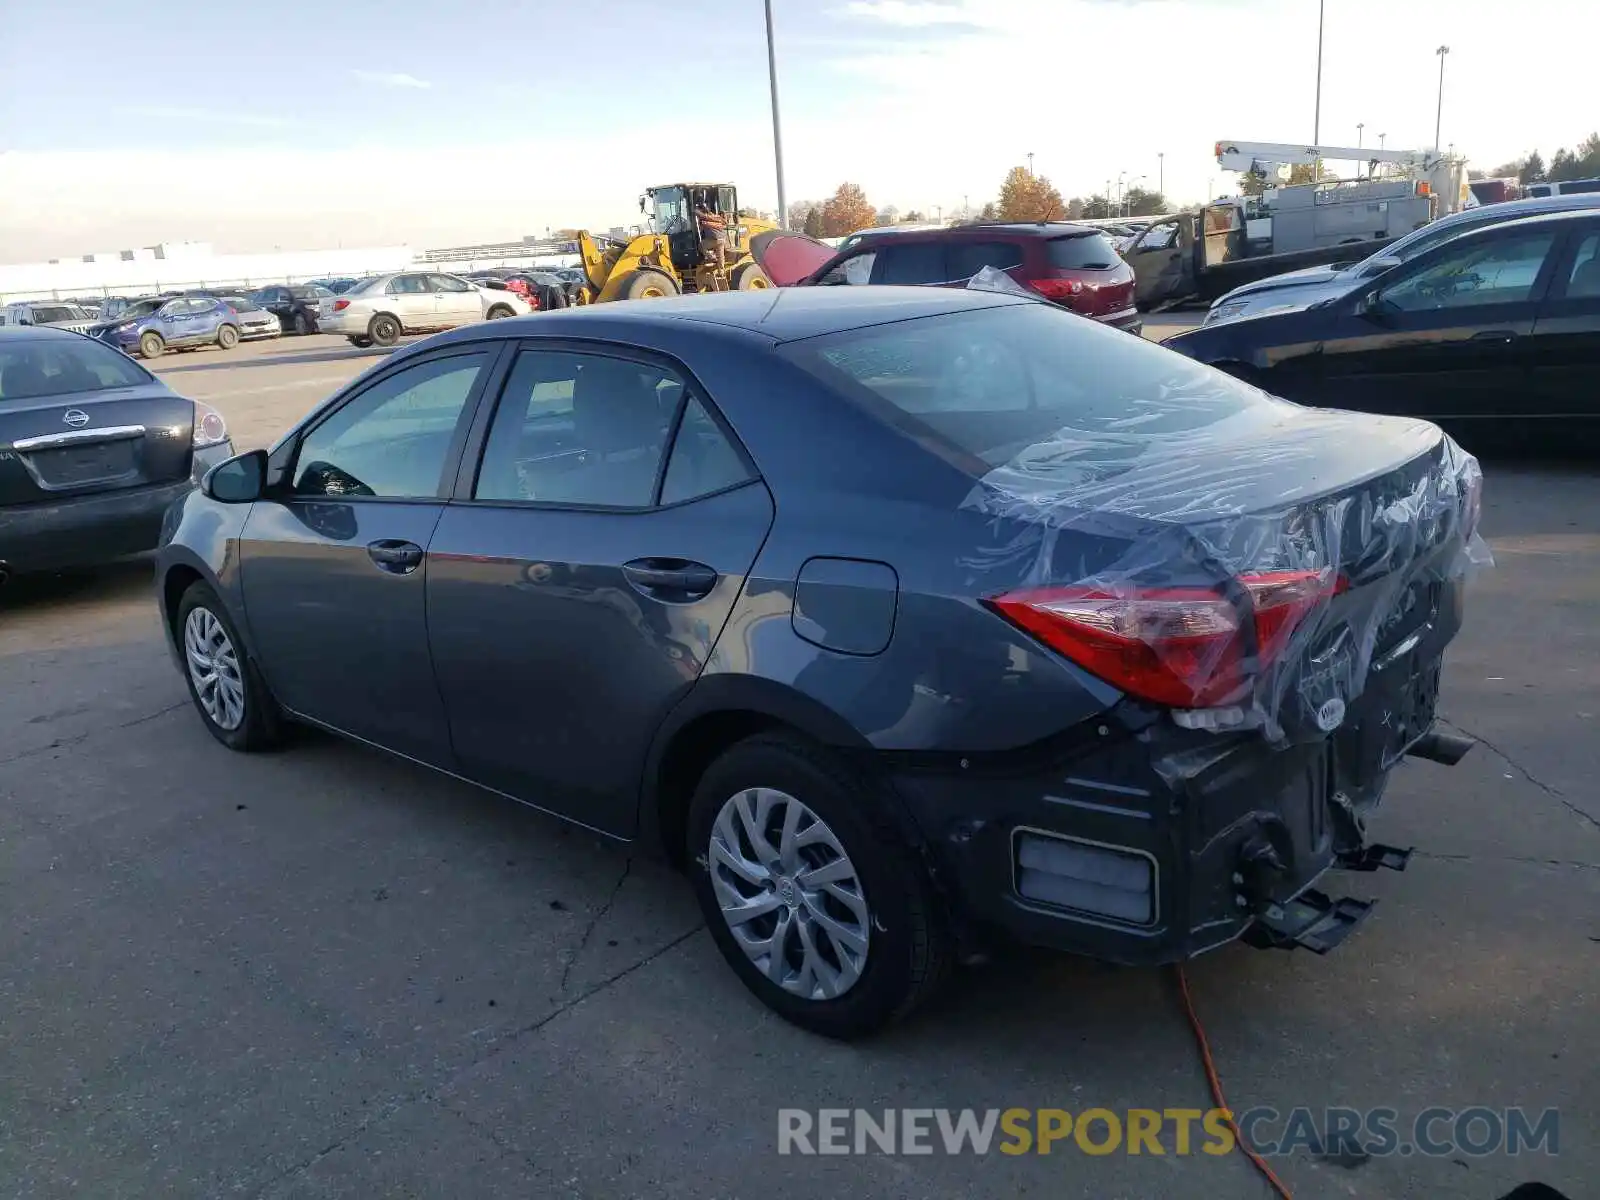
[618, 269, 680, 301]
[731, 261, 772, 290]
[176, 581, 282, 752]
[486, 304, 514, 319]
[687, 734, 951, 1039]
[368, 314, 401, 347]
[139, 331, 164, 359]
[216, 323, 239, 350]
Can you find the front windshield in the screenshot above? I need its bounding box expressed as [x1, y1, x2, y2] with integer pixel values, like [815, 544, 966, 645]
[651, 187, 690, 235]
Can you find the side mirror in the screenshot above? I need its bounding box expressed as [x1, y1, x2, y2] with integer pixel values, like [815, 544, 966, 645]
[1363, 255, 1403, 277]
[202, 449, 267, 503]
[1353, 290, 1395, 325]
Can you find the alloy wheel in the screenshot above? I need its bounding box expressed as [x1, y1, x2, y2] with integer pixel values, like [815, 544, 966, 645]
[183, 607, 246, 731]
[708, 787, 871, 1000]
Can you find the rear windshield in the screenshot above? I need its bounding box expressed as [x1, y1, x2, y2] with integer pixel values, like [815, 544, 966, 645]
[345, 276, 385, 295]
[121, 299, 165, 319]
[1048, 232, 1120, 270]
[782, 303, 1274, 468]
[0, 338, 152, 402]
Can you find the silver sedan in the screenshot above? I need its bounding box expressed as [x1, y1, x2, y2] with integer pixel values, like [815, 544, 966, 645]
[316, 271, 533, 348]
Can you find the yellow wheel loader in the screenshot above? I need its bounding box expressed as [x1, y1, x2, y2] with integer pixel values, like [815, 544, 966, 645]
[575, 183, 781, 303]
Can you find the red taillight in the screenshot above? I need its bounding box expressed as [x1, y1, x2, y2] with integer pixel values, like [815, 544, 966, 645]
[192, 401, 229, 449]
[1026, 277, 1085, 302]
[985, 569, 1339, 708]
[332, 298, 350, 312]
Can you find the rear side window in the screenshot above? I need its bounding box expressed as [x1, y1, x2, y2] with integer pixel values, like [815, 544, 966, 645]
[947, 241, 1025, 279]
[659, 395, 752, 504]
[1048, 233, 1120, 269]
[1564, 233, 1600, 298]
[782, 303, 1271, 468]
[1560, 180, 1600, 195]
[869, 242, 950, 285]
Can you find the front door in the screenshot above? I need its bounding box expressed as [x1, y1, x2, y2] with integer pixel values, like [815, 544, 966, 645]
[1314, 225, 1560, 425]
[239, 346, 498, 763]
[427, 344, 774, 835]
[1128, 219, 1185, 307]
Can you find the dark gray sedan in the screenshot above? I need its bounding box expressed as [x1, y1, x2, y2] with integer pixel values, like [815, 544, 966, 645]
[1, 326, 235, 581]
[156, 288, 1486, 1037]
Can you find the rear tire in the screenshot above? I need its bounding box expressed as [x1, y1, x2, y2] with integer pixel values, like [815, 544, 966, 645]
[618, 269, 680, 300]
[486, 304, 514, 320]
[139, 331, 164, 359]
[731, 261, 772, 290]
[175, 581, 282, 753]
[368, 314, 401, 347]
[686, 733, 951, 1040]
[216, 324, 239, 350]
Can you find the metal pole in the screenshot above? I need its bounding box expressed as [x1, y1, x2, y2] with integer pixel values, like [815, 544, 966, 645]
[1357, 123, 1364, 177]
[1434, 45, 1449, 152]
[1027, 152, 1035, 177]
[1158, 152, 1164, 198]
[764, 0, 788, 228]
[1313, 0, 1325, 144]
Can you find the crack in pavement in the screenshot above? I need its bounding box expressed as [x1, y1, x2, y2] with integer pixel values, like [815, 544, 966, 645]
[242, 921, 705, 1198]
[0, 699, 189, 769]
[1413, 849, 1600, 872]
[559, 857, 632, 993]
[1439, 715, 1600, 834]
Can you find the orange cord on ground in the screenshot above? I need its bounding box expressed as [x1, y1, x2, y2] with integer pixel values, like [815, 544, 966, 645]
[1174, 965, 1295, 1200]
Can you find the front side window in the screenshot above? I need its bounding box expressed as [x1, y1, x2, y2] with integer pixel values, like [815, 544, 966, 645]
[428, 274, 472, 293]
[475, 350, 680, 508]
[0, 339, 151, 401]
[1378, 231, 1556, 312]
[292, 352, 488, 499]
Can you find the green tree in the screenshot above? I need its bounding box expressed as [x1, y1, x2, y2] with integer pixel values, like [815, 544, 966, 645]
[802, 207, 825, 238]
[979, 201, 997, 220]
[1065, 196, 1086, 219]
[1080, 193, 1112, 219]
[1123, 187, 1169, 217]
[787, 200, 820, 230]
[1519, 151, 1547, 184]
[903, 209, 926, 222]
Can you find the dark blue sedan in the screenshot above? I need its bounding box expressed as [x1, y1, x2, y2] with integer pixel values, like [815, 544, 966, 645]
[154, 287, 1486, 1037]
[88, 294, 242, 359]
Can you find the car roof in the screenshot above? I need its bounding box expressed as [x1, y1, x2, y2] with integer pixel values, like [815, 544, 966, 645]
[850, 221, 1100, 244]
[429, 285, 1030, 346]
[1440, 207, 1600, 239]
[1441, 192, 1600, 227]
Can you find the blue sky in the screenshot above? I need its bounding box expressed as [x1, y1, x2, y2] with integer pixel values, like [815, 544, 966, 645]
[2, 0, 1593, 259]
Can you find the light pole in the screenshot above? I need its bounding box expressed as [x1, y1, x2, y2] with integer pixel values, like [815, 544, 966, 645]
[1027, 151, 1035, 177]
[1434, 45, 1450, 152]
[764, 0, 788, 228]
[1105, 178, 1112, 217]
[1313, 0, 1325, 145]
[1356, 122, 1364, 176]
[1379, 132, 1387, 150]
[1158, 151, 1164, 198]
[1116, 170, 1126, 217]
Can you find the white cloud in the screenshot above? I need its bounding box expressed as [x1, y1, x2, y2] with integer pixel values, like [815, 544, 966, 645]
[127, 107, 293, 130]
[352, 69, 432, 90]
[833, 1, 985, 26]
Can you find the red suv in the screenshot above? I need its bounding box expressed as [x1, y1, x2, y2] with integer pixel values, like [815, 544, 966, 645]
[798, 222, 1140, 334]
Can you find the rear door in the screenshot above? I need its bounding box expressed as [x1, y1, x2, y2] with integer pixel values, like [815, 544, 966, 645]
[238, 346, 498, 762]
[426, 342, 774, 835]
[1525, 224, 1600, 438]
[868, 240, 952, 286]
[0, 342, 193, 507]
[1314, 225, 1560, 425]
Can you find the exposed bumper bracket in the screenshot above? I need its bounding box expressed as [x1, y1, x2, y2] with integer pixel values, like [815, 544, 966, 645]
[1336, 842, 1413, 873]
[1242, 888, 1375, 955]
[1405, 729, 1475, 766]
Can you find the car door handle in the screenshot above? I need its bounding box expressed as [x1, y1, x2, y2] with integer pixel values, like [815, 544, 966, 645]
[622, 558, 718, 600]
[1470, 329, 1517, 342]
[366, 539, 424, 574]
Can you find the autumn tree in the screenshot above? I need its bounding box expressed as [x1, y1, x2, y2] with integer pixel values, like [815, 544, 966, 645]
[802, 208, 825, 238]
[997, 166, 1065, 221]
[820, 183, 876, 237]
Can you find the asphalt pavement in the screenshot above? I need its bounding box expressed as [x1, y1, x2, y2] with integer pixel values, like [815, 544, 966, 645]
[0, 333, 1595, 1199]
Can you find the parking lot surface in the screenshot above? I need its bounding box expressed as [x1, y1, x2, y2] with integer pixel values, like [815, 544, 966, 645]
[1, 333, 1595, 1199]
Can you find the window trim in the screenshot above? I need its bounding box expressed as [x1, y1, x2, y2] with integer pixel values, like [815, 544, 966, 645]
[451, 336, 761, 514]
[276, 343, 508, 505]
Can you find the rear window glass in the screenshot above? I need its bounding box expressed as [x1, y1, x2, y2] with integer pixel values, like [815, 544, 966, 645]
[224, 296, 260, 311]
[948, 241, 1025, 278]
[870, 242, 950, 285]
[1048, 233, 1120, 270]
[0, 339, 151, 401]
[345, 277, 385, 295]
[782, 303, 1275, 468]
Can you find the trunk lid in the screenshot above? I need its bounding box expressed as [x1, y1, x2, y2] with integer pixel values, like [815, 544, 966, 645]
[0, 385, 195, 506]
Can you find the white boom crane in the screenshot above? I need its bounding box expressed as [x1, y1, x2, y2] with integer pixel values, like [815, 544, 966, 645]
[1214, 139, 1442, 174]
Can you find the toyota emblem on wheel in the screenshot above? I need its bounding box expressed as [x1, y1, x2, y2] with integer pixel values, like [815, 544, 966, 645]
[62, 409, 90, 428]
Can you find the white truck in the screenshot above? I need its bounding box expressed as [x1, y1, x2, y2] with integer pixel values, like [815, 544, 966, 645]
[0, 301, 100, 334]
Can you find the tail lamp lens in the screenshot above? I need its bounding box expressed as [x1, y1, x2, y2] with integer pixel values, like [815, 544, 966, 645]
[1028, 277, 1086, 302]
[192, 401, 229, 449]
[985, 569, 1338, 708]
[332, 299, 351, 312]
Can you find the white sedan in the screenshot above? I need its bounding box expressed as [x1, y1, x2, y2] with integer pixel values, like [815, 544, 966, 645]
[318, 271, 534, 347]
